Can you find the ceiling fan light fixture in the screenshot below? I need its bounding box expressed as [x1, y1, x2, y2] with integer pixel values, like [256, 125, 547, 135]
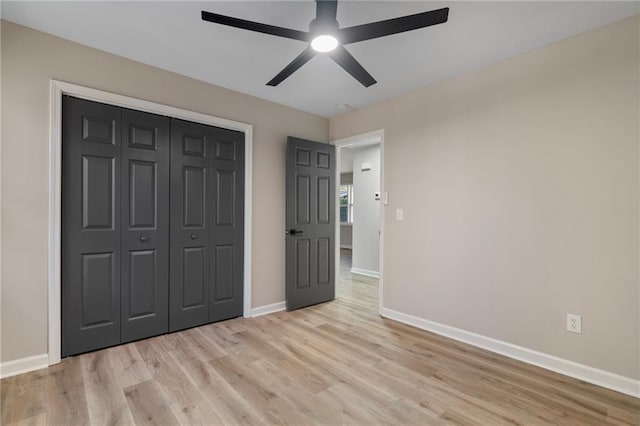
[201, 2, 449, 87]
[311, 34, 338, 52]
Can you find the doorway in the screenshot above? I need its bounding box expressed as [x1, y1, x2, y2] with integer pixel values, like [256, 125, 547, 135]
[334, 130, 384, 314]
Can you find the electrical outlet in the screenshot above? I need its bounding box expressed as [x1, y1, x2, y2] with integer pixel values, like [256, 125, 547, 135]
[566, 314, 582, 334]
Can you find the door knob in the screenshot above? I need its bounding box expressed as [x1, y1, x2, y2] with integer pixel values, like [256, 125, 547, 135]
[286, 229, 303, 235]
[140, 236, 148, 242]
[191, 234, 197, 240]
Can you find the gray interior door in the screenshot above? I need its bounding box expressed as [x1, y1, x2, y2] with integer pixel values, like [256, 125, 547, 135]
[169, 119, 245, 331]
[285, 137, 335, 311]
[62, 96, 122, 356]
[120, 108, 170, 342]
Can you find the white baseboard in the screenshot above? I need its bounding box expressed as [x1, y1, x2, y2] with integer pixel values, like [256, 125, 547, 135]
[350, 267, 379, 278]
[340, 245, 352, 249]
[0, 354, 49, 379]
[380, 307, 640, 398]
[251, 301, 286, 317]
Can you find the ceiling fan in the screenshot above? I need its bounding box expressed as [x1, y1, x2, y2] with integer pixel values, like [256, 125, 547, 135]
[201, 1, 449, 88]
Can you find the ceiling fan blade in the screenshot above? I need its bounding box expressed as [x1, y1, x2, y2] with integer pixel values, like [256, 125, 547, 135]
[339, 7, 449, 44]
[267, 47, 317, 86]
[201, 10, 310, 42]
[315, 0, 338, 22]
[328, 45, 376, 87]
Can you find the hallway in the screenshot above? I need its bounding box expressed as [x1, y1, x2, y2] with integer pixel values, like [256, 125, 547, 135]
[336, 248, 379, 313]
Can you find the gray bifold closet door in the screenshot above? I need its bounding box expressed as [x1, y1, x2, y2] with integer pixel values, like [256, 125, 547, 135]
[169, 119, 244, 332]
[62, 96, 244, 357]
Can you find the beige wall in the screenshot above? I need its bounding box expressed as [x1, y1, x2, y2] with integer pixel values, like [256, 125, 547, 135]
[0, 21, 328, 363]
[331, 16, 640, 379]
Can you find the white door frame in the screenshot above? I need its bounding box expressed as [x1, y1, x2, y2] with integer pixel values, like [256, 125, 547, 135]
[48, 80, 253, 365]
[333, 129, 385, 314]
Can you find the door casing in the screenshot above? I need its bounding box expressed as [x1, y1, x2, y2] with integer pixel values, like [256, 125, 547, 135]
[48, 80, 253, 365]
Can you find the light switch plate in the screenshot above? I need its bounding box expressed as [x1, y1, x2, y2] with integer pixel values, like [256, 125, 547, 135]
[395, 208, 404, 221]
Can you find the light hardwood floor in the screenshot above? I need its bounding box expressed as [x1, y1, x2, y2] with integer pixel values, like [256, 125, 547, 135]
[2, 249, 639, 425]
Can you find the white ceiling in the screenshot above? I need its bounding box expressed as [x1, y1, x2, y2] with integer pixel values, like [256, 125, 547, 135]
[2, 1, 638, 117]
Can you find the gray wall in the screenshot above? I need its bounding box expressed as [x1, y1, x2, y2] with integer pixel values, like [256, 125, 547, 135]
[331, 16, 639, 380]
[340, 172, 353, 185]
[340, 173, 353, 248]
[0, 21, 328, 363]
[352, 146, 381, 275]
[340, 225, 353, 249]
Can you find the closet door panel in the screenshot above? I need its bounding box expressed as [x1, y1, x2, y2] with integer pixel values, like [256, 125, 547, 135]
[62, 96, 122, 357]
[209, 128, 244, 322]
[121, 108, 170, 343]
[169, 119, 211, 331]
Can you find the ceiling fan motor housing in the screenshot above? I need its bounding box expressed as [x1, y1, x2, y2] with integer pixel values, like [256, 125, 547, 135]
[309, 17, 340, 39]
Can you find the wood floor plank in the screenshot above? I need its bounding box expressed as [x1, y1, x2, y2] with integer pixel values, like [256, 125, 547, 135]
[81, 350, 135, 426]
[0, 370, 47, 424]
[9, 412, 48, 426]
[109, 343, 153, 389]
[2, 250, 639, 425]
[44, 356, 91, 425]
[123, 380, 178, 426]
[170, 347, 266, 425]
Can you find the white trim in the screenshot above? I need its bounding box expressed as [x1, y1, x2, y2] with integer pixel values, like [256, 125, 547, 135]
[0, 354, 49, 379]
[350, 267, 379, 278]
[48, 80, 254, 365]
[48, 82, 63, 366]
[340, 244, 352, 249]
[333, 129, 385, 315]
[380, 307, 640, 398]
[251, 301, 286, 317]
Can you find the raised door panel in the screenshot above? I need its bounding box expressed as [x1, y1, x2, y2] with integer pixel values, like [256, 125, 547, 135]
[317, 238, 330, 285]
[215, 170, 235, 226]
[213, 245, 234, 301]
[182, 247, 206, 309]
[129, 160, 156, 229]
[127, 250, 157, 318]
[183, 166, 206, 227]
[80, 253, 117, 329]
[317, 177, 330, 225]
[121, 108, 170, 343]
[62, 96, 121, 357]
[82, 115, 115, 145]
[296, 175, 311, 225]
[295, 239, 311, 289]
[82, 155, 114, 229]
